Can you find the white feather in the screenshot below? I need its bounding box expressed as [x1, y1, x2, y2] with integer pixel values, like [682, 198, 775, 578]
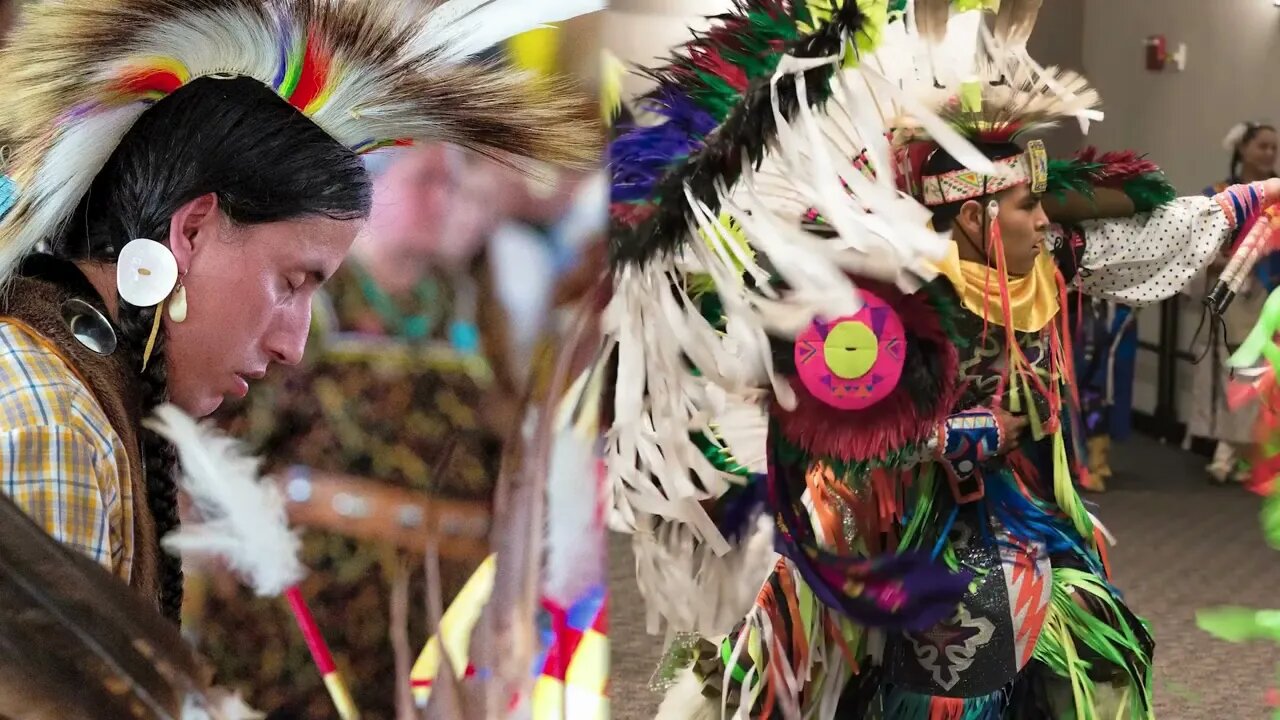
[145, 404, 304, 597]
[543, 367, 607, 604]
[183, 690, 265, 720]
[1223, 121, 1252, 152]
[656, 667, 720, 720]
[414, 0, 605, 64]
[0, 106, 143, 289]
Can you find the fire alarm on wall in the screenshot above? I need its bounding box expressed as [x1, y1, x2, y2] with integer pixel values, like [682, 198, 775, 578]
[1146, 35, 1167, 70]
[1145, 35, 1187, 72]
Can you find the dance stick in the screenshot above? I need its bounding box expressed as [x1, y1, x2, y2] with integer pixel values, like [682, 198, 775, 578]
[145, 405, 362, 720]
[1207, 206, 1280, 315]
[285, 585, 360, 720]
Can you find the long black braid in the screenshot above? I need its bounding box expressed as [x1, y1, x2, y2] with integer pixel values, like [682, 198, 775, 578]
[54, 75, 372, 622]
[117, 302, 184, 620]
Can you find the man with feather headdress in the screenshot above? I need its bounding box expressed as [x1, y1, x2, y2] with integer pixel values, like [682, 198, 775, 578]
[0, 0, 600, 717]
[603, 1, 1280, 717]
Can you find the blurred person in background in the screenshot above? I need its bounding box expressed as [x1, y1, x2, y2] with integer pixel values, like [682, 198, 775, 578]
[1186, 122, 1279, 484]
[1069, 294, 1135, 492]
[187, 143, 520, 720]
[486, 15, 608, 372]
[487, 154, 605, 373]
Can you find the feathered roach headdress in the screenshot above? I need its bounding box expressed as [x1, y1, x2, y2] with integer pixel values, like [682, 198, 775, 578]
[896, 61, 1101, 208]
[603, 0, 1094, 546]
[0, 0, 603, 283]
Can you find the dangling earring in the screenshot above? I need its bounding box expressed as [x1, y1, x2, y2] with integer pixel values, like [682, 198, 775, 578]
[168, 276, 188, 323]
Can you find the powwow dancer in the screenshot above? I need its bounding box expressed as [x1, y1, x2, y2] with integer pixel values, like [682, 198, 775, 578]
[0, 0, 599, 715]
[602, 1, 1280, 717]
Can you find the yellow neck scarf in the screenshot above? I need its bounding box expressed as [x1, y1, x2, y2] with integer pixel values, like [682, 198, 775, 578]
[933, 243, 1060, 333]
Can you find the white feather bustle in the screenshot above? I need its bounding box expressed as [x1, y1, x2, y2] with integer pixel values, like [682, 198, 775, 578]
[632, 514, 776, 638]
[606, 47, 990, 558]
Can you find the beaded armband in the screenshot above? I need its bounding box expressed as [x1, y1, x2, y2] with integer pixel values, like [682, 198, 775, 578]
[1215, 181, 1273, 230]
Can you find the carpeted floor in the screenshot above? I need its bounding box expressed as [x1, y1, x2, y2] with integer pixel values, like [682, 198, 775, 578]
[609, 434, 1280, 719]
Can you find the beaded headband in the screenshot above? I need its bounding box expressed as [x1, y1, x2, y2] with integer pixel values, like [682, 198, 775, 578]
[920, 139, 1048, 206]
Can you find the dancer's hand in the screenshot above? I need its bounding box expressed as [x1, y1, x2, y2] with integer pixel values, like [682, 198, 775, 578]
[1264, 177, 1280, 205]
[992, 407, 1028, 455]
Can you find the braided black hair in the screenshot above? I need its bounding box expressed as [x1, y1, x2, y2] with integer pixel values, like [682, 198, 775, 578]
[1229, 122, 1277, 184]
[55, 76, 372, 621]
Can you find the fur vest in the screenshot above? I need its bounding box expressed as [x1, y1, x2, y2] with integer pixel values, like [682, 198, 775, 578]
[0, 255, 159, 609]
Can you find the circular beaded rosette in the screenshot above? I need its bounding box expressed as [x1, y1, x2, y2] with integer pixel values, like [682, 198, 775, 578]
[793, 290, 907, 411]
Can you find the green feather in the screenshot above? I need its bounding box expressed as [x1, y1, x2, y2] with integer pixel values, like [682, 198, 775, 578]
[692, 430, 753, 476]
[1197, 607, 1280, 644]
[1033, 568, 1154, 720]
[689, 71, 742, 122]
[1045, 158, 1103, 200]
[1264, 484, 1280, 550]
[1122, 172, 1177, 213]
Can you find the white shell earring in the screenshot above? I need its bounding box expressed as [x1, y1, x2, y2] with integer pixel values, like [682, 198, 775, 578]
[168, 279, 188, 323]
[116, 238, 178, 308]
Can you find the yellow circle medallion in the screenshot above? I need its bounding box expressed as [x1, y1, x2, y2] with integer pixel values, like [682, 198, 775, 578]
[823, 321, 878, 379]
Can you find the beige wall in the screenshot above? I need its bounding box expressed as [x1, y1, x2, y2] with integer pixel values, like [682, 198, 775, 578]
[1027, 0, 1086, 157]
[1080, 0, 1280, 417]
[605, 0, 738, 99]
[1082, 0, 1280, 194]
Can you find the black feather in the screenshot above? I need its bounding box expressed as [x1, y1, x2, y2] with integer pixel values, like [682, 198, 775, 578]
[0, 493, 210, 719]
[610, 3, 870, 267]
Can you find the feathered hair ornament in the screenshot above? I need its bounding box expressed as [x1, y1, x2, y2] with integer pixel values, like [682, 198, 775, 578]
[904, 63, 1100, 207]
[0, 0, 603, 283]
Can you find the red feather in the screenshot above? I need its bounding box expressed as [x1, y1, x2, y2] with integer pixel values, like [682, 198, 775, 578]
[688, 47, 748, 91]
[114, 68, 184, 98]
[1074, 147, 1161, 187]
[610, 202, 656, 228]
[289, 30, 331, 112]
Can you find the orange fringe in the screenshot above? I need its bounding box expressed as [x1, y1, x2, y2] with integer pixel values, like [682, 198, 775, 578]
[929, 695, 967, 720]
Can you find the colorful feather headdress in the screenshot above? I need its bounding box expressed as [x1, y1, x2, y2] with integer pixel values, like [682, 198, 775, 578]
[603, 0, 1110, 636]
[603, 0, 1085, 540]
[0, 0, 604, 283]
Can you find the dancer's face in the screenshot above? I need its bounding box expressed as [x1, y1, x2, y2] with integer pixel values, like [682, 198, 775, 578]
[953, 183, 1049, 277]
[1242, 128, 1278, 179]
[163, 194, 359, 417]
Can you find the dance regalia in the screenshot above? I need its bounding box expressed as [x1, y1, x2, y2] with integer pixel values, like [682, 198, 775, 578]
[1197, 296, 1280, 717]
[0, 0, 598, 716]
[603, 2, 1277, 718]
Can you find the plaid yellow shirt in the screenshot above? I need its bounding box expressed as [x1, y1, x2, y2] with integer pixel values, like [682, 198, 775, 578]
[0, 319, 133, 582]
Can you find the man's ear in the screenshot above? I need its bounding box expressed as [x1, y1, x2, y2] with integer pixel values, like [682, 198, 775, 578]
[167, 193, 220, 274]
[955, 199, 984, 238]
